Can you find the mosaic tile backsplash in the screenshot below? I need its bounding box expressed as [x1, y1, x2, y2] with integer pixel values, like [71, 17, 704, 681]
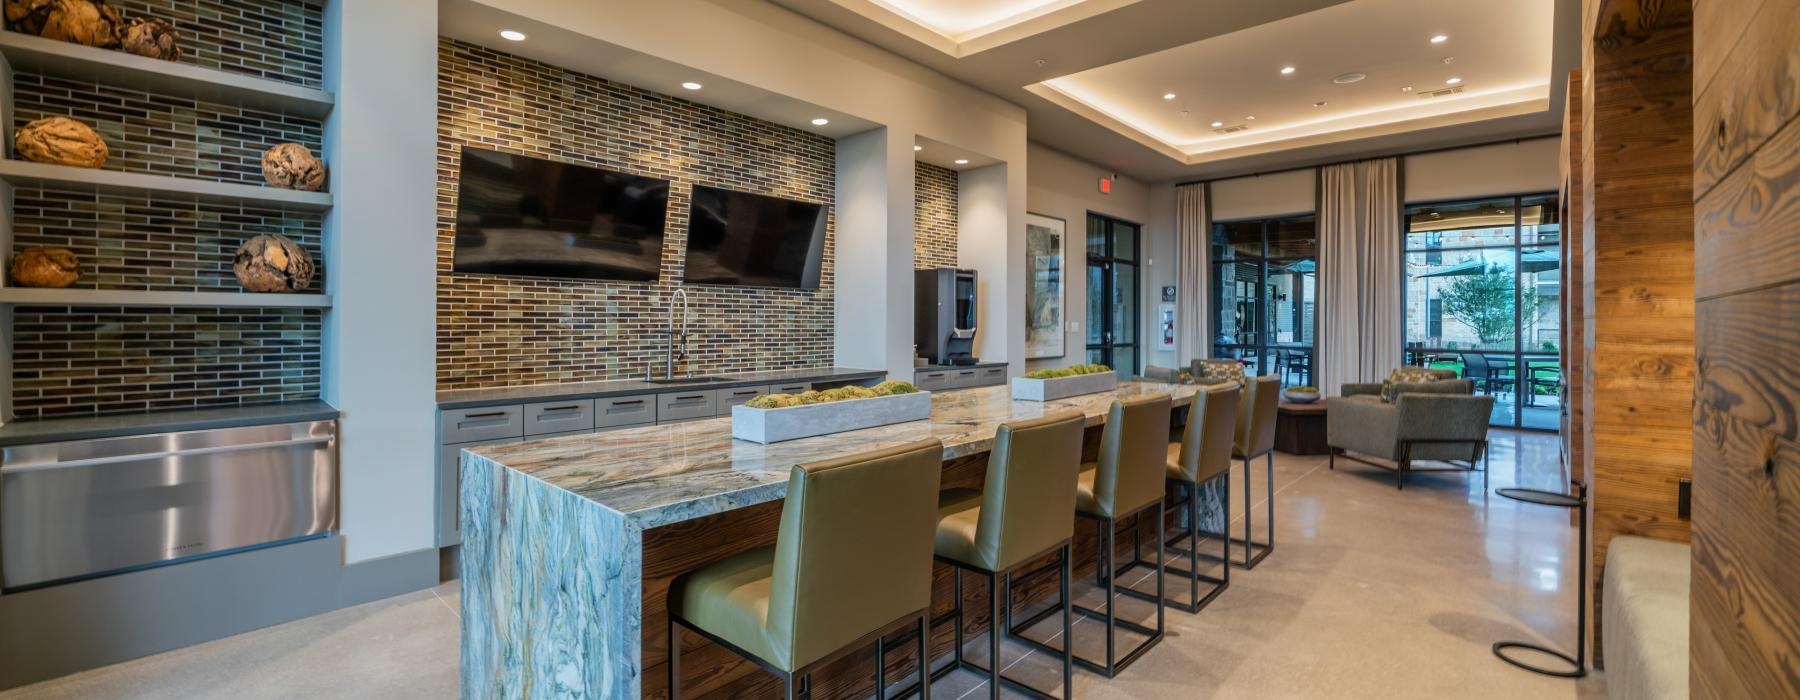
[9, 307, 322, 419]
[914, 161, 958, 270]
[436, 39, 837, 390]
[107, 0, 325, 88]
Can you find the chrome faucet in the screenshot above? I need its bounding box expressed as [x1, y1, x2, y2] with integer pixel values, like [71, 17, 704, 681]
[654, 286, 690, 380]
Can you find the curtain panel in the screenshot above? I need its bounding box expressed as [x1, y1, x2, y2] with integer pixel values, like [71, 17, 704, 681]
[1317, 158, 1402, 394]
[1176, 182, 1210, 363]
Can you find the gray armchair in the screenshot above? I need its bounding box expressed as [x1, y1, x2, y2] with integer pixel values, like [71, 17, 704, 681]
[1327, 377, 1493, 490]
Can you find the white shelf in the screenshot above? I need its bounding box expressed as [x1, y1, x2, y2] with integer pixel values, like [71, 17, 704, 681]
[0, 30, 334, 119]
[0, 159, 332, 212]
[0, 288, 332, 308]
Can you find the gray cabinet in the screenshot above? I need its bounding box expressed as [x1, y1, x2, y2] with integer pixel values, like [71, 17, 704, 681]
[658, 390, 718, 422]
[523, 399, 594, 435]
[769, 382, 811, 395]
[718, 385, 769, 414]
[440, 405, 524, 443]
[914, 365, 1006, 392]
[979, 366, 1007, 386]
[595, 394, 656, 429]
[949, 368, 981, 388]
[915, 369, 952, 392]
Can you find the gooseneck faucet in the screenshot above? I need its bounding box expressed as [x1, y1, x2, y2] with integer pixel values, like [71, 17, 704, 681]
[657, 286, 690, 380]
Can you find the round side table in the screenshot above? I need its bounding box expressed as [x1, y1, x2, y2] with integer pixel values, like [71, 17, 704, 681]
[1492, 483, 1589, 678]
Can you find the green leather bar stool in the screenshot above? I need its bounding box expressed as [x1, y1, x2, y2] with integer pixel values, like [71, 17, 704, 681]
[668, 439, 945, 700]
[1115, 384, 1241, 613]
[1226, 374, 1281, 569]
[920, 411, 1084, 699]
[1012, 393, 1172, 678]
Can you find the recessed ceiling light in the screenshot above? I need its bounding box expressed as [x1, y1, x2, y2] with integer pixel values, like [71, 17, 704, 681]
[913, 145, 923, 151]
[1313, 101, 1328, 107]
[954, 159, 969, 165]
[1163, 92, 1177, 100]
[1445, 77, 1462, 85]
[1332, 72, 1367, 85]
[681, 82, 702, 90]
[499, 29, 527, 41]
[1245, 115, 1255, 120]
[811, 118, 830, 126]
[1400, 85, 1413, 92]
[1430, 34, 1448, 44]
[1280, 66, 1296, 75]
[1211, 121, 1223, 128]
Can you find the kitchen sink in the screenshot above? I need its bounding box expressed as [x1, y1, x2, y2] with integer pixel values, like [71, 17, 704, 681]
[645, 376, 739, 385]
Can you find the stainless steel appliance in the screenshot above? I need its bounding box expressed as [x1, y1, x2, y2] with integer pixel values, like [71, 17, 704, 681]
[1, 420, 337, 591]
[915, 267, 978, 365]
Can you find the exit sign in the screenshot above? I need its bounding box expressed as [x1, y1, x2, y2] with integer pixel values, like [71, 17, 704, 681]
[1098, 177, 1112, 194]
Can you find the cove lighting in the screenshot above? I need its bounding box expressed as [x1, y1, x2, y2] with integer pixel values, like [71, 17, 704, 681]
[499, 29, 526, 41]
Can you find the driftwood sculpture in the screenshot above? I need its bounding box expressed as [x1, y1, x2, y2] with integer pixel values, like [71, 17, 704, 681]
[120, 16, 179, 60]
[233, 235, 315, 293]
[6, 0, 124, 48]
[9, 246, 81, 288]
[15, 116, 109, 168]
[261, 143, 326, 192]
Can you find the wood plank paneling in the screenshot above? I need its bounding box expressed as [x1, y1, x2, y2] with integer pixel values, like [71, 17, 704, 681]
[1580, 0, 1695, 667]
[1562, 69, 1587, 520]
[1692, 0, 1800, 695]
[1691, 0, 1800, 200]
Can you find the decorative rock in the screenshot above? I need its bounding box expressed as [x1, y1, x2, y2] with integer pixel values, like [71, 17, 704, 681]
[120, 17, 179, 60]
[7, 0, 124, 48]
[233, 235, 315, 293]
[261, 143, 326, 192]
[9, 246, 81, 288]
[14, 116, 109, 169]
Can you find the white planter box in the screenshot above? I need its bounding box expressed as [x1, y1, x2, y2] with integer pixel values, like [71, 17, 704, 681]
[731, 391, 933, 444]
[1010, 372, 1118, 401]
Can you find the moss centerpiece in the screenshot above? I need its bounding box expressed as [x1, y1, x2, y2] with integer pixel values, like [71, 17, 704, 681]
[1012, 363, 1118, 401]
[732, 380, 932, 444]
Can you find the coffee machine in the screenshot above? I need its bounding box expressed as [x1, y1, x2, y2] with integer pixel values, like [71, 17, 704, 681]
[915, 267, 978, 365]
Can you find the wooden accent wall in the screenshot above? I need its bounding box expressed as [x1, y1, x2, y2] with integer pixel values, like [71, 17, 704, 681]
[1690, 0, 1800, 696]
[1560, 68, 1585, 516]
[1579, 0, 1695, 665]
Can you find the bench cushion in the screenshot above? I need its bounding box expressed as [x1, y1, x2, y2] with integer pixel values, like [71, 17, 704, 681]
[1603, 536, 1690, 700]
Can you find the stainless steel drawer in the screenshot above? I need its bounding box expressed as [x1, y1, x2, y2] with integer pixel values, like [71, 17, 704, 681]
[658, 390, 717, 422]
[595, 394, 656, 429]
[916, 370, 951, 391]
[950, 368, 981, 388]
[2, 421, 338, 591]
[979, 366, 1008, 386]
[523, 399, 595, 436]
[440, 405, 524, 443]
[768, 382, 811, 395]
[718, 385, 769, 414]
[439, 437, 519, 548]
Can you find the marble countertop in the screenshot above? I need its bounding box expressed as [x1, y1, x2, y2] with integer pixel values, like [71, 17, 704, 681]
[436, 366, 888, 409]
[0, 400, 341, 447]
[466, 380, 1215, 529]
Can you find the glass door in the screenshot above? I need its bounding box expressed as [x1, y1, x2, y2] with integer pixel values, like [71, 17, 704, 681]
[1210, 215, 1317, 386]
[1086, 213, 1141, 375]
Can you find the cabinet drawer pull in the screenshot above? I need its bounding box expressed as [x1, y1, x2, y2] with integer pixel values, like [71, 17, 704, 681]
[540, 405, 582, 413]
[958, 371, 975, 376]
[730, 390, 759, 396]
[675, 394, 704, 401]
[464, 411, 507, 419]
[611, 400, 645, 406]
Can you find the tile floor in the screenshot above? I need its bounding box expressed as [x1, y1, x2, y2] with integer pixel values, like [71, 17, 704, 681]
[3, 429, 1605, 699]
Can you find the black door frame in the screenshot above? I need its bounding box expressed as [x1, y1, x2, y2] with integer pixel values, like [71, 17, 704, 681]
[1086, 212, 1142, 374]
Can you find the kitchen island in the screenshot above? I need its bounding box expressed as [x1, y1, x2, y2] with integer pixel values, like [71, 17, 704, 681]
[460, 380, 1218, 698]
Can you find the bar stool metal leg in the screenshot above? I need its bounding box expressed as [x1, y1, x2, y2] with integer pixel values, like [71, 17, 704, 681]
[1013, 504, 1166, 678]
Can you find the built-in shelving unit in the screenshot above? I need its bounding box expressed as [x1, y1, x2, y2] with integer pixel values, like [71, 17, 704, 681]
[0, 288, 332, 308]
[0, 159, 334, 212]
[0, 30, 334, 119]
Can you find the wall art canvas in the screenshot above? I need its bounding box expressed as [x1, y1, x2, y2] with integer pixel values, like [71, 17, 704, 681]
[1026, 213, 1066, 359]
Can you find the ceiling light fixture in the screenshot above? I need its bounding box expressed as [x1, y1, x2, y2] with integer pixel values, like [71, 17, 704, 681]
[954, 159, 970, 165]
[1245, 115, 1255, 120]
[1445, 77, 1462, 85]
[681, 82, 702, 90]
[913, 145, 923, 151]
[1333, 72, 1367, 85]
[1430, 34, 1448, 44]
[1313, 101, 1327, 107]
[1211, 121, 1223, 128]
[499, 29, 527, 41]
[1163, 92, 1177, 100]
[811, 118, 830, 126]
[1400, 85, 1413, 92]
[1280, 66, 1296, 75]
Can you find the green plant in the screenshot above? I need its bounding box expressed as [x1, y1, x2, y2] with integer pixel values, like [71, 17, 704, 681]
[743, 381, 921, 409]
[1439, 266, 1539, 347]
[1023, 363, 1112, 380]
[1288, 386, 1318, 393]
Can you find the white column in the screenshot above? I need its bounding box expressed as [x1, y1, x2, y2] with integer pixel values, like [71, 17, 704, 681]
[834, 127, 916, 379]
[323, 0, 439, 563]
[956, 162, 1022, 374]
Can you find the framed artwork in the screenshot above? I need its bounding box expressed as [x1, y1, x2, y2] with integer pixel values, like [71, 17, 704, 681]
[1026, 213, 1065, 359]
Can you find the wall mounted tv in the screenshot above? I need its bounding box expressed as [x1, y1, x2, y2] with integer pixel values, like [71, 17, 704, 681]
[682, 184, 828, 289]
[452, 146, 670, 282]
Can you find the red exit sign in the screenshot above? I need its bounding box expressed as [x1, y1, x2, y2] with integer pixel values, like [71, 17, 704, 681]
[1098, 177, 1112, 194]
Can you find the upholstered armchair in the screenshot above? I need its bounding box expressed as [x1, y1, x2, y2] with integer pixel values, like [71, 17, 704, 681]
[1327, 375, 1493, 490]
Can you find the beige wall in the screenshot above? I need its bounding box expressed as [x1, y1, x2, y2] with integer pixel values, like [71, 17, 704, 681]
[1404, 137, 1560, 202]
[1211, 169, 1318, 222]
[1024, 142, 1152, 371]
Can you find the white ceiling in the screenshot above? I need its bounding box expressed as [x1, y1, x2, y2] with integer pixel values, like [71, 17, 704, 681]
[1039, 0, 1555, 162]
[869, 0, 1089, 40]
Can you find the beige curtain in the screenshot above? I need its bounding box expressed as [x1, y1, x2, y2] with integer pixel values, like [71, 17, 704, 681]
[1317, 158, 1402, 394]
[1176, 182, 1210, 363]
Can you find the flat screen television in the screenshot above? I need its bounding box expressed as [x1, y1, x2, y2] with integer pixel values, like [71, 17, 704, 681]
[682, 185, 827, 289]
[452, 146, 670, 282]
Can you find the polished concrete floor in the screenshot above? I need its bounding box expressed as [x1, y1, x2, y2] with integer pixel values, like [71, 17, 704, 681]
[4, 429, 1604, 699]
